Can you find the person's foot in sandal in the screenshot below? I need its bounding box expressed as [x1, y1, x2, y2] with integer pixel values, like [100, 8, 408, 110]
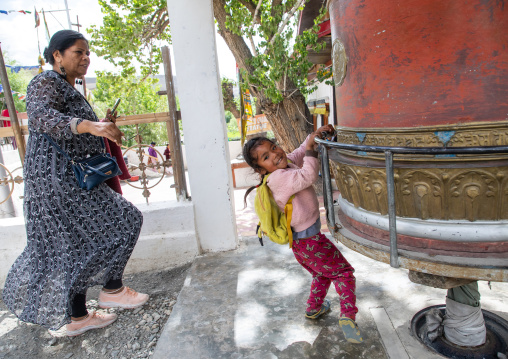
[339, 317, 363, 343]
[66, 311, 117, 337]
[98, 286, 149, 309]
[305, 299, 331, 319]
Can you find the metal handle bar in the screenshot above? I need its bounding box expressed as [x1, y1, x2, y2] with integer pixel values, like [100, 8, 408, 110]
[315, 137, 508, 268]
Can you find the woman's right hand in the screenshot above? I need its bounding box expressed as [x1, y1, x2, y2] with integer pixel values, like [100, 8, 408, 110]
[77, 120, 124, 145]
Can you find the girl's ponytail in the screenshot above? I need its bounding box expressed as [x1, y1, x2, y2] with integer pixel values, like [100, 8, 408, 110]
[241, 136, 275, 208]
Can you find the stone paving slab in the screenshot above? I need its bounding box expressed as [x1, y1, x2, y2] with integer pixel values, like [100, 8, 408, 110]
[153, 236, 388, 358]
[154, 234, 508, 359]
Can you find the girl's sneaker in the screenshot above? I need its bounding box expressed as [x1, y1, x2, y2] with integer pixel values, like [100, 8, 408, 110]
[305, 299, 331, 319]
[98, 286, 149, 309]
[339, 317, 363, 343]
[66, 311, 117, 337]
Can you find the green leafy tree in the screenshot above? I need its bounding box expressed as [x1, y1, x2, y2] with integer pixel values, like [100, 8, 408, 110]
[90, 71, 170, 147]
[88, 0, 170, 80]
[221, 77, 240, 119]
[225, 110, 241, 140]
[89, 0, 329, 152]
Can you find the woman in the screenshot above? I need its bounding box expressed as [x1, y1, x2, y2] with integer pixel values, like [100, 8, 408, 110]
[163, 143, 172, 175]
[164, 143, 171, 161]
[147, 141, 158, 171]
[2, 30, 148, 336]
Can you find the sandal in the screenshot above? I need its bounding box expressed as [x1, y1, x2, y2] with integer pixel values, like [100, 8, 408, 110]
[339, 317, 363, 343]
[305, 299, 331, 319]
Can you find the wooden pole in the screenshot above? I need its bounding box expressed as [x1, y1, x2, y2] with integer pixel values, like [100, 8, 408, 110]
[237, 65, 246, 147]
[74, 15, 87, 98]
[161, 46, 188, 201]
[64, 0, 73, 29]
[0, 44, 26, 163]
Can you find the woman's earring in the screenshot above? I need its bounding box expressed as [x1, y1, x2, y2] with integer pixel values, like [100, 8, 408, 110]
[59, 65, 67, 78]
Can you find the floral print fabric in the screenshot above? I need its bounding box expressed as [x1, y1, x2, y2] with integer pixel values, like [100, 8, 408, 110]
[2, 71, 143, 330]
[292, 233, 358, 320]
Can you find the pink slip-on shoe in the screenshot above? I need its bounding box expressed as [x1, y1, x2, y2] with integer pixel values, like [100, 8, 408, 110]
[66, 311, 117, 337]
[98, 286, 149, 309]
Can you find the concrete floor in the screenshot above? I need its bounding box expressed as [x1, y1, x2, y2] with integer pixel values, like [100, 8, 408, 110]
[152, 234, 508, 359]
[3, 162, 507, 358]
[95, 174, 508, 358]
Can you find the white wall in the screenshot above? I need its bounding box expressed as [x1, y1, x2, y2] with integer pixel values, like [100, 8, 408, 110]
[228, 140, 242, 160]
[0, 201, 199, 287]
[307, 81, 335, 125]
[125, 201, 198, 273]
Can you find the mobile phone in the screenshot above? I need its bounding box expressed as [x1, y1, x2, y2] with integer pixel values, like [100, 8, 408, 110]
[111, 98, 121, 114]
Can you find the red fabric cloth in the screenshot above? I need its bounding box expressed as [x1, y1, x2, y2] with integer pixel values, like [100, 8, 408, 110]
[1, 108, 14, 127]
[104, 138, 130, 194]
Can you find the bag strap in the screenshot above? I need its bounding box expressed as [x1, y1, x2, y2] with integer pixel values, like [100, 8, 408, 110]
[261, 173, 295, 248]
[284, 196, 294, 248]
[42, 132, 107, 163]
[83, 159, 117, 177]
[43, 133, 74, 163]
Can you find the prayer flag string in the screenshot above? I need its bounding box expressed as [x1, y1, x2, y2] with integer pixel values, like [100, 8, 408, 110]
[0, 10, 32, 15]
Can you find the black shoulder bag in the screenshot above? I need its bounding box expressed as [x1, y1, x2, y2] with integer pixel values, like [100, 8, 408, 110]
[43, 134, 122, 190]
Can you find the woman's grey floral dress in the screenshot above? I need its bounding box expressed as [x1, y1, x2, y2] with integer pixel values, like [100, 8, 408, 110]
[2, 71, 143, 330]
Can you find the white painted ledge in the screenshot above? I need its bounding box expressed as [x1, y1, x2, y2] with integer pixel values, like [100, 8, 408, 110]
[0, 200, 199, 287]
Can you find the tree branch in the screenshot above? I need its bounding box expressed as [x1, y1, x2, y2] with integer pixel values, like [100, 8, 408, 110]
[213, 0, 255, 76]
[248, 0, 263, 56]
[267, 0, 306, 49]
[238, 0, 257, 14]
[142, 7, 168, 41]
[222, 80, 241, 118]
[252, 0, 263, 24]
[271, 0, 284, 18]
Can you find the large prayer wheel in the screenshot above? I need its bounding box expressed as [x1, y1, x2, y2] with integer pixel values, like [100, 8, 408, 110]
[328, 0, 508, 281]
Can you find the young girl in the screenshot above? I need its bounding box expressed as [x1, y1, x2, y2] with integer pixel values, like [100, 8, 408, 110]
[243, 125, 363, 344]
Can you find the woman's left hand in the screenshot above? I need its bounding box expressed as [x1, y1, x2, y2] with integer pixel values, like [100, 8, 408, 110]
[307, 124, 336, 151]
[315, 124, 335, 138]
[77, 120, 124, 145]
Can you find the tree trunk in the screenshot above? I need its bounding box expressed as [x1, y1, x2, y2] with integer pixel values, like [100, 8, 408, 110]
[257, 85, 313, 153]
[222, 81, 241, 118]
[213, 0, 312, 153]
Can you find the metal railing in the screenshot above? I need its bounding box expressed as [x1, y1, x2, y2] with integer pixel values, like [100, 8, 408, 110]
[316, 138, 508, 268]
[0, 113, 187, 207]
[0, 46, 188, 208]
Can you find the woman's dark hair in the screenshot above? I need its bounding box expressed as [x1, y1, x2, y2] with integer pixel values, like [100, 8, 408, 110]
[242, 136, 276, 207]
[43, 30, 88, 65]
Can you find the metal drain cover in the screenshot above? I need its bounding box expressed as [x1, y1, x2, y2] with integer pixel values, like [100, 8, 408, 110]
[411, 305, 508, 359]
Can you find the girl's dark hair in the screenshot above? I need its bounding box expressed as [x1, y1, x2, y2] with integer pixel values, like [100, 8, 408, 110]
[242, 136, 276, 207]
[43, 30, 88, 65]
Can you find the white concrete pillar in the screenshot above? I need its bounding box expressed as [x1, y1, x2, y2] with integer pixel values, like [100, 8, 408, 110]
[166, 0, 238, 252]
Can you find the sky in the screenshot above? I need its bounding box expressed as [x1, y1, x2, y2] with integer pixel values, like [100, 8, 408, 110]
[0, 0, 238, 79]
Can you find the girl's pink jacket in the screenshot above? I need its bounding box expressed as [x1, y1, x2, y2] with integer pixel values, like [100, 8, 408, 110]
[267, 135, 320, 232]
